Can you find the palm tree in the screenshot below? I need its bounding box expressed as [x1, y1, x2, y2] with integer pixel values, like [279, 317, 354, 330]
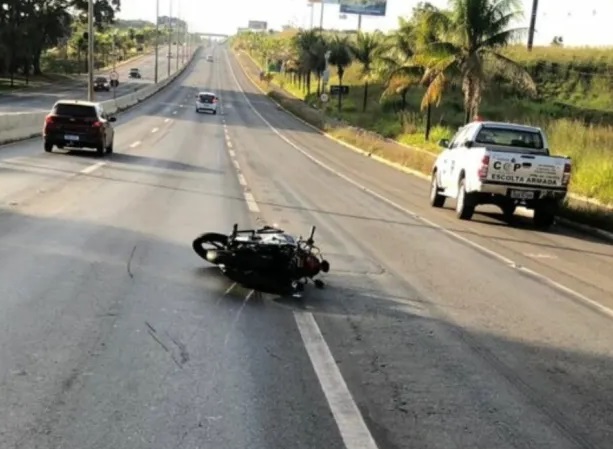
[292, 29, 326, 95]
[379, 18, 423, 111]
[421, 0, 536, 123]
[328, 35, 353, 113]
[350, 31, 385, 112]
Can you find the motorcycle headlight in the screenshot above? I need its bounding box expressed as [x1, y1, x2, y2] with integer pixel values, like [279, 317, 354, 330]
[206, 250, 217, 261]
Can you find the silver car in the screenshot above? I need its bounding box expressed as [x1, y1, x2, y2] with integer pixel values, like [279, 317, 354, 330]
[195, 92, 218, 114]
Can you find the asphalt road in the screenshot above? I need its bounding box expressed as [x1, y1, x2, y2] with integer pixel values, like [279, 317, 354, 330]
[0, 51, 187, 114]
[0, 43, 612, 449]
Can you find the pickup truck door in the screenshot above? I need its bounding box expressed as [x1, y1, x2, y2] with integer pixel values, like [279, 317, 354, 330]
[440, 127, 470, 189]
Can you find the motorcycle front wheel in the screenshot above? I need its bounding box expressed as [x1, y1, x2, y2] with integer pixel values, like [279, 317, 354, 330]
[192, 232, 228, 262]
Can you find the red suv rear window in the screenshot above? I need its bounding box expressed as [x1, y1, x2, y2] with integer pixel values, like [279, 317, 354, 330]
[54, 104, 97, 118]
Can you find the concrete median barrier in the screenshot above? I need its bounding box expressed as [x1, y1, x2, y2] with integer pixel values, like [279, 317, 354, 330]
[0, 47, 201, 146]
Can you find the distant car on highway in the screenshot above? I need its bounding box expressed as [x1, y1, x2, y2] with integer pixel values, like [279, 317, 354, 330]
[195, 92, 218, 114]
[128, 68, 142, 79]
[93, 76, 110, 92]
[43, 100, 116, 156]
[206, 55, 213, 62]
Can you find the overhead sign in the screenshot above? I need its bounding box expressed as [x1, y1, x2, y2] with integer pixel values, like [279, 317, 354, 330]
[247, 20, 267, 30]
[339, 0, 387, 16]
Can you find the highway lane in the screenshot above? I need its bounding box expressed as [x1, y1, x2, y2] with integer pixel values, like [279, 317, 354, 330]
[226, 47, 613, 311]
[0, 50, 189, 114]
[0, 50, 346, 449]
[2, 42, 613, 449]
[217, 46, 613, 448]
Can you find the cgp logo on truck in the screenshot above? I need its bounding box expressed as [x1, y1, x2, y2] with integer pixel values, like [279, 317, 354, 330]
[489, 159, 560, 185]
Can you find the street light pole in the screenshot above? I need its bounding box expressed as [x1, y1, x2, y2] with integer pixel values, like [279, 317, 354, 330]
[87, 0, 94, 101]
[319, 1, 325, 30]
[154, 0, 159, 83]
[167, 0, 172, 78]
[175, 0, 180, 72]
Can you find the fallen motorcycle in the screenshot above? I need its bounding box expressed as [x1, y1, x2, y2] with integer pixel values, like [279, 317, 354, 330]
[192, 224, 330, 296]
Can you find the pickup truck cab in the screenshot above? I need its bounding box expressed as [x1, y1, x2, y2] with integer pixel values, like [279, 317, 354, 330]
[430, 121, 572, 229]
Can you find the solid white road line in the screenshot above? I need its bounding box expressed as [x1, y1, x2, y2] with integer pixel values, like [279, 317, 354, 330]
[129, 141, 141, 148]
[80, 161, 106, 174]
[224, 49, 613, 321]
[294, 312, 379, 449]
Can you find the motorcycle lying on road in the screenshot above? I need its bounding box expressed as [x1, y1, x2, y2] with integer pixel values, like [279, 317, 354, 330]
[192, 224, 330, 296]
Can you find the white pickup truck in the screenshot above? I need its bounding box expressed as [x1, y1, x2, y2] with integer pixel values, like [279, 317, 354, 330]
[429, 121, 572, 229]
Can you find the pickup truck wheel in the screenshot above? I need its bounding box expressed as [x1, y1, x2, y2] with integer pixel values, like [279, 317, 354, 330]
[429, 173, 446, 208]
[456, 178, 475, 220]
[533, 202, 557, 229]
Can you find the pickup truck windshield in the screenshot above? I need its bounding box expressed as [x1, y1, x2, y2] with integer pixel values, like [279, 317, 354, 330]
[475, 127, 544, 150]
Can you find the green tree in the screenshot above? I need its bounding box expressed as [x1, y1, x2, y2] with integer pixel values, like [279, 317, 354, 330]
[350, 31, 385, 112]
[328, 35, 353, 113]
[420, 0, 536, 122]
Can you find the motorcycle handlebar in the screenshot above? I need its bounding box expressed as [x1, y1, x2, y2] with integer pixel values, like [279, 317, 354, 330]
[307, 226, 316, 243]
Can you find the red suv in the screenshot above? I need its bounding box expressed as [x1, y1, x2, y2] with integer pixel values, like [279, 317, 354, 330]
[43, 100, 116, 156]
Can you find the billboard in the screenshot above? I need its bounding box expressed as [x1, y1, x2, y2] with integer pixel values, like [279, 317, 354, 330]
[248, 20, 268, 30]
[339, 0, 387, 16]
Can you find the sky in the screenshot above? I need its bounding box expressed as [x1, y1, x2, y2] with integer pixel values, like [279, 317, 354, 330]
[117, 0, 613, 47]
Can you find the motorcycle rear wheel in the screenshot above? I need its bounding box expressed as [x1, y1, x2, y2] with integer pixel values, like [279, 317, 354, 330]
[192, 233, 228, 261]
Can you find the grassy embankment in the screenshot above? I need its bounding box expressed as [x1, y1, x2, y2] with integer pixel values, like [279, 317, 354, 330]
[235, 44, 613, 231]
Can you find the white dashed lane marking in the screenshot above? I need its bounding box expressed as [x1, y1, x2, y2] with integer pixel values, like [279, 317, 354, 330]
[129, 141, 141, 148]
[151, 127, 159, 133]
[80, 161, 106, 174]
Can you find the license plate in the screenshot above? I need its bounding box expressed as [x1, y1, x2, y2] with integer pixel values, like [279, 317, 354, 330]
[510, 190, 534, 199]
[64, 134, 79, 141]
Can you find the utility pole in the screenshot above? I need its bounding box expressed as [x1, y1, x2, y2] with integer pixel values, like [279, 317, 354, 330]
[308, 3, 314, 29]
[175, 0, 180, 72]
[112, 32, 117, 99]
[167, 0, 172, 78]
[154, 0, 159, 83]
[319, 1, 325, 30]
[87, 0, 94, 101]
[357, 14, 362, 31]
[527, 0, 538, 51]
